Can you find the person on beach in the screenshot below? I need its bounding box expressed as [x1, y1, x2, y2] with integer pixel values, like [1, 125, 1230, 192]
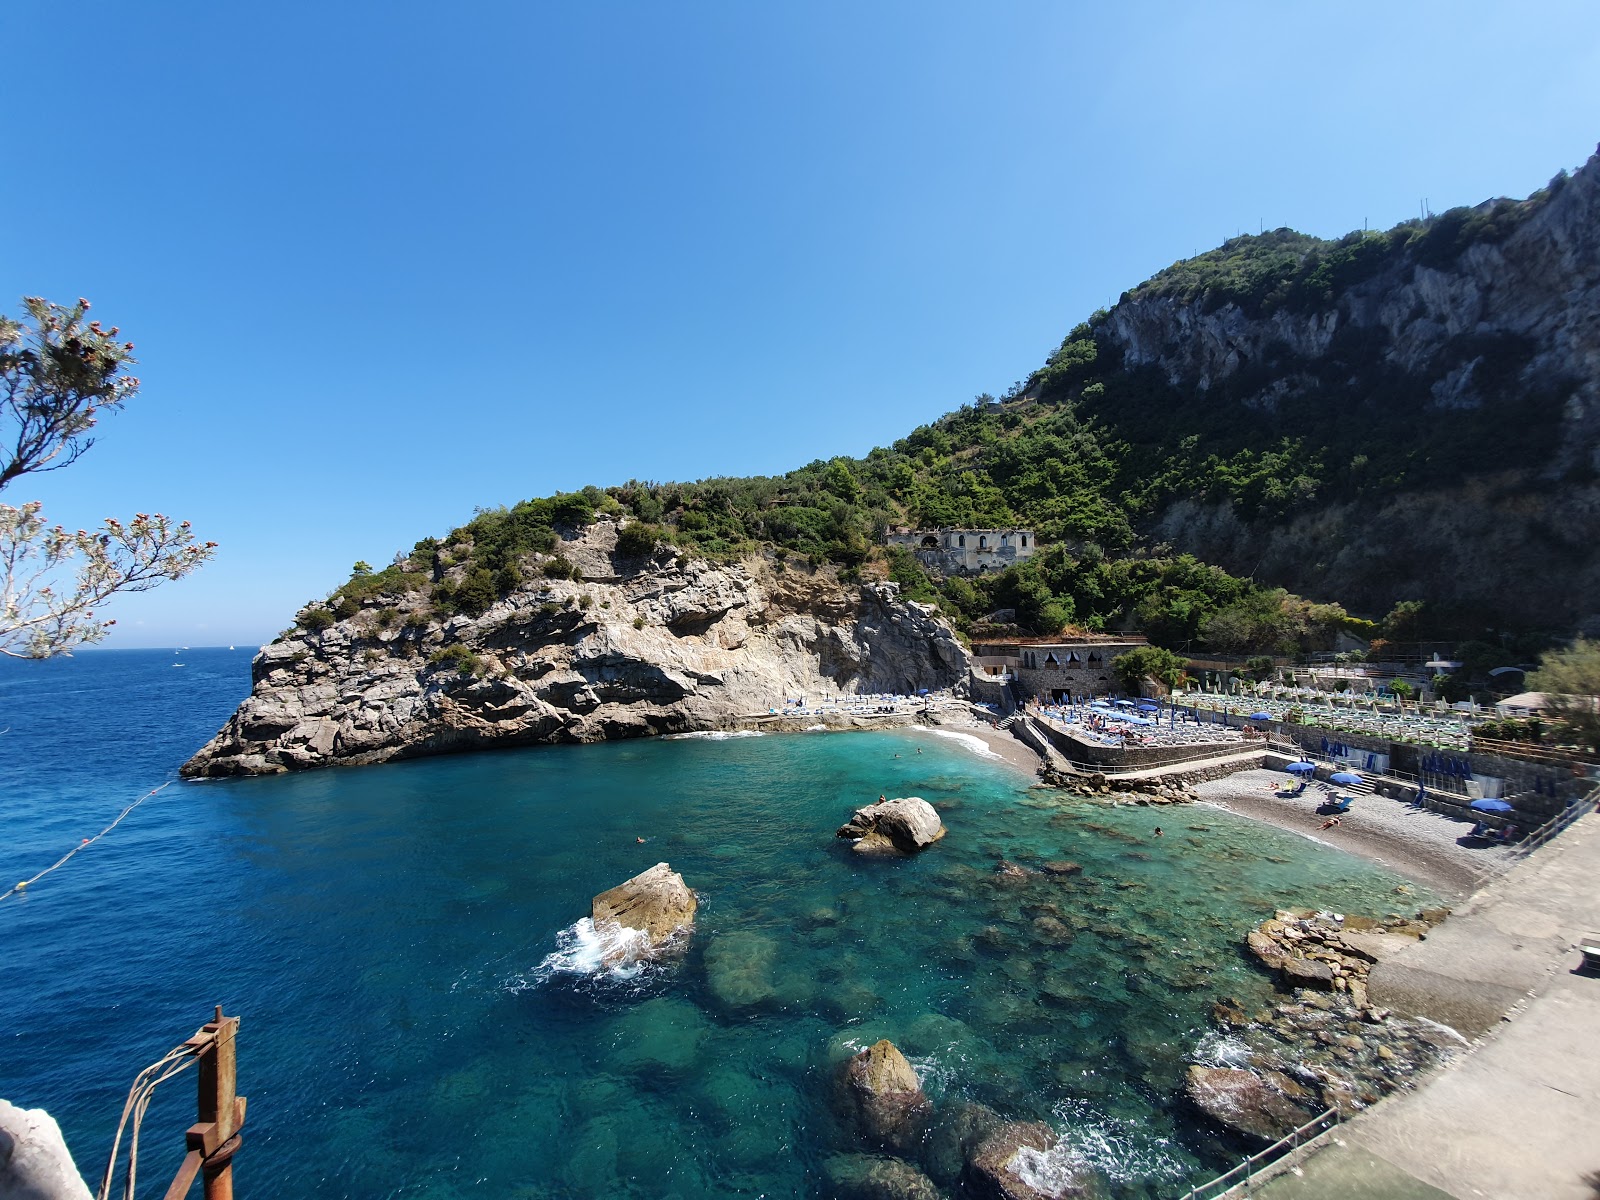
[1319, 815, 1342, 830]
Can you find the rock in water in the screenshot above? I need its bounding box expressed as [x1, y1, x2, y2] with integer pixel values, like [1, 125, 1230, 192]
[837, 798, 946, 855]
[1184, 1066, 1316, 1143]
[838, 1040, 932, 1152]
[963, 1121, 1104, 1199]
[703, 930, 779, 1011]
[823, 1153, 943, 1200]
[590, 863, 697, 965]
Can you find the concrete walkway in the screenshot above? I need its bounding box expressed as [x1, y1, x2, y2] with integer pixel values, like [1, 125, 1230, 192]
[1252, 813, 1600, 1200]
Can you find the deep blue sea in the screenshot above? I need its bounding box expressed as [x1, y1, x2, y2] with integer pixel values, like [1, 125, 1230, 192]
[0, 649, 1434, 1198]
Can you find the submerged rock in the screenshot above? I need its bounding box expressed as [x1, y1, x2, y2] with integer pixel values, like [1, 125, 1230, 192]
[590, 862, 697, 965]
[837, 798, 946, 856]
[1184, 1065, 1316, 1143]
[704, 930, 779, 1011]
[837, 1040, 932, 1153]
[823, 1153, 943, 1200]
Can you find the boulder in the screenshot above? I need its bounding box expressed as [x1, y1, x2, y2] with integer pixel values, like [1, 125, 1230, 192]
[837, 1040, 932, 1153]
[964, 1121, 1105, 1200]
[837, 798, 946, 855]
[0, 1099, 93, 1200]
[823, 1154, 943, 1200]
[1184, 1066, 1316, 1143]
[1245, 929, 1287, 971]
[923, 1100, 1006, 1186]
[589, 862, 697, 965]
[1282, 957, 1336, 990]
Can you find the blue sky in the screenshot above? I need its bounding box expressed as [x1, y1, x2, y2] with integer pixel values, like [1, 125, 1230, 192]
[4, 2, 1597, 648]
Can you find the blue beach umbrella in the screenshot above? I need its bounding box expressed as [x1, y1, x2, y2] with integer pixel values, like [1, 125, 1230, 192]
[1329, 771, 1362, 785]
[1470, 798, 1514, 813]
[1249, 712, 1273, 722]
[1286, 761, 1316, 775]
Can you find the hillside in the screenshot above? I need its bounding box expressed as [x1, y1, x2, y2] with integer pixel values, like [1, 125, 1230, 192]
[317, 146, 1600, 655]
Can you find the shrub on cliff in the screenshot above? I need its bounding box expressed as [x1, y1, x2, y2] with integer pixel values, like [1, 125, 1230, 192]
[615, 521, 665, 559]
[428, 644, 483, 676]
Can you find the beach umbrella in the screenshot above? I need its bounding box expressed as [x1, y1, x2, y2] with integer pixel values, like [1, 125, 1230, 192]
[1470, 798, 1514, 813]
[1249, 712, 1272, 722]
[1286, 761, 1316, 775]
[1329, 771, 1363, 785]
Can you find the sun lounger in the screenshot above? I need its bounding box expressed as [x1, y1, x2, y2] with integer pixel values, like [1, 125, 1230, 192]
[1581, 933, 1600, 973]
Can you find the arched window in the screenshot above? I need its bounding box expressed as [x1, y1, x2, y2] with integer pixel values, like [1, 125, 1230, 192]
[958, 534, 966, 547]
[979, 535, 988, 549]
[1044, 652, 1060, 667]
[920, 535, 939, 549]
[1021, 535, 1028, 548]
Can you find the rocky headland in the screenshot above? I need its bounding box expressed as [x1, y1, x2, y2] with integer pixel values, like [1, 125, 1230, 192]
[183, 520, 969, 777]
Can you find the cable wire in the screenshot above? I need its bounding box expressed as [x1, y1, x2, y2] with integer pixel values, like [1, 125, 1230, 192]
[2, 782, 170, 903]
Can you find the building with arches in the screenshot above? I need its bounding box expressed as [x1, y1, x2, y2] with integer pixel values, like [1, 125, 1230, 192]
[883, 527, 1036, 575]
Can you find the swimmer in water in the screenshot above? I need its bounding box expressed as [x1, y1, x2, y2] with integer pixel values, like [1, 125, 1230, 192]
[1153, 827, 1163, 837]
[636, 837, 646, 844]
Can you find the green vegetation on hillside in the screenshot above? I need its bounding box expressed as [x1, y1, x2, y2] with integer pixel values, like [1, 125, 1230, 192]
[306, 169, 1584, 655]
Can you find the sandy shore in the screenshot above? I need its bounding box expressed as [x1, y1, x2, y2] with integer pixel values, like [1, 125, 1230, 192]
[1190, 768, 1515, 898]
[925, 716, 1046, 778]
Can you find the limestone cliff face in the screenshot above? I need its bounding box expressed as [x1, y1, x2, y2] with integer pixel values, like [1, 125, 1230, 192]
[1105, 154, 1600, 424]
[1102, 148, 1600, 627]
[182, 521, 969, 777]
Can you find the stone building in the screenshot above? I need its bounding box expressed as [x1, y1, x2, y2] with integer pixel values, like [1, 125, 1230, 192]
[972, 635, 1148, 701]
[884, 527, 1036, 575]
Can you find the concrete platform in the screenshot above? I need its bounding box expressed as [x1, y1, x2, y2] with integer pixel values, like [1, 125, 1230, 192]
[1247, 812, 1600, 1200]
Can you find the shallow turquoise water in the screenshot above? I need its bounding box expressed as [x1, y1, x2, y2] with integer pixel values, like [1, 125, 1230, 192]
[0, 652, 1434, 1198]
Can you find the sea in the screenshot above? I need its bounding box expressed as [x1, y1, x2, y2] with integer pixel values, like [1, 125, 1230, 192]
[0, 648, 1434, 1198]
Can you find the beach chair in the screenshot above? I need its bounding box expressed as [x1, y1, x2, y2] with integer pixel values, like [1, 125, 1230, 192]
[1581, 933, 1600, 973]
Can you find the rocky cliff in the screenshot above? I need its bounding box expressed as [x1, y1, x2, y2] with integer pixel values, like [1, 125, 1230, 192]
[183, 520, 969, 776]
[1083, 145, 1600, 628]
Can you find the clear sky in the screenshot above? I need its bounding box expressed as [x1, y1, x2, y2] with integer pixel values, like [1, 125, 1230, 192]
[3, 2, 1597, 649]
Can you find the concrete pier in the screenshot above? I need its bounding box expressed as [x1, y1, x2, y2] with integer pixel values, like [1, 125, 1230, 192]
[1249, 812, 1600, 1200]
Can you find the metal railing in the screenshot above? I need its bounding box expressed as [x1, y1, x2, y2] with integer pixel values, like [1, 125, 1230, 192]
[1179, 1107, 1340, 1200]
[1508, 785, 1600, 860]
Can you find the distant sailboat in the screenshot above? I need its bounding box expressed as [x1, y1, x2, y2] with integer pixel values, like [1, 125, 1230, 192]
[228, 645, 235, 650]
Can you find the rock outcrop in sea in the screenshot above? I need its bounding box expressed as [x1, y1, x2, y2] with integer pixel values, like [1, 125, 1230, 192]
[183, 521, 968, 776]
[589, 862, 697, 966]
[836, 797, 947, 855]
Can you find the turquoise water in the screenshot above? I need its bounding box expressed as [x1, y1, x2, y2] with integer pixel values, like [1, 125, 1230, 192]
[0, 651, 1433, 1198]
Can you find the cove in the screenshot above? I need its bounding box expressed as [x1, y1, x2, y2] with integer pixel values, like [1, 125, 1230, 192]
[0, 651, 1433, 1198]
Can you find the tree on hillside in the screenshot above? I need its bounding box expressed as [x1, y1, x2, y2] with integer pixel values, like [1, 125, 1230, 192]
[1, 297, 214, 658]
[1528, 639, 1600, 753]
[1112, 645, 1188, 696]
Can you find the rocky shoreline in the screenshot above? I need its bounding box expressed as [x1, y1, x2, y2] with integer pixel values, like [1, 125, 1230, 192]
[1187, 907, 1465, 1147]
[183, 522, 969, 777]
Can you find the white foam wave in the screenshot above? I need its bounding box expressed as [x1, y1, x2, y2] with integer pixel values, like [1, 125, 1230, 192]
[804, 724, 828, 732]
[665, 729, 767, 741]
[516, 918, 652, 989]
[1192, 1030, 1255, 1068]
[1039, 1099, 1189, 1186]
[930, 729, 1001, 759]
